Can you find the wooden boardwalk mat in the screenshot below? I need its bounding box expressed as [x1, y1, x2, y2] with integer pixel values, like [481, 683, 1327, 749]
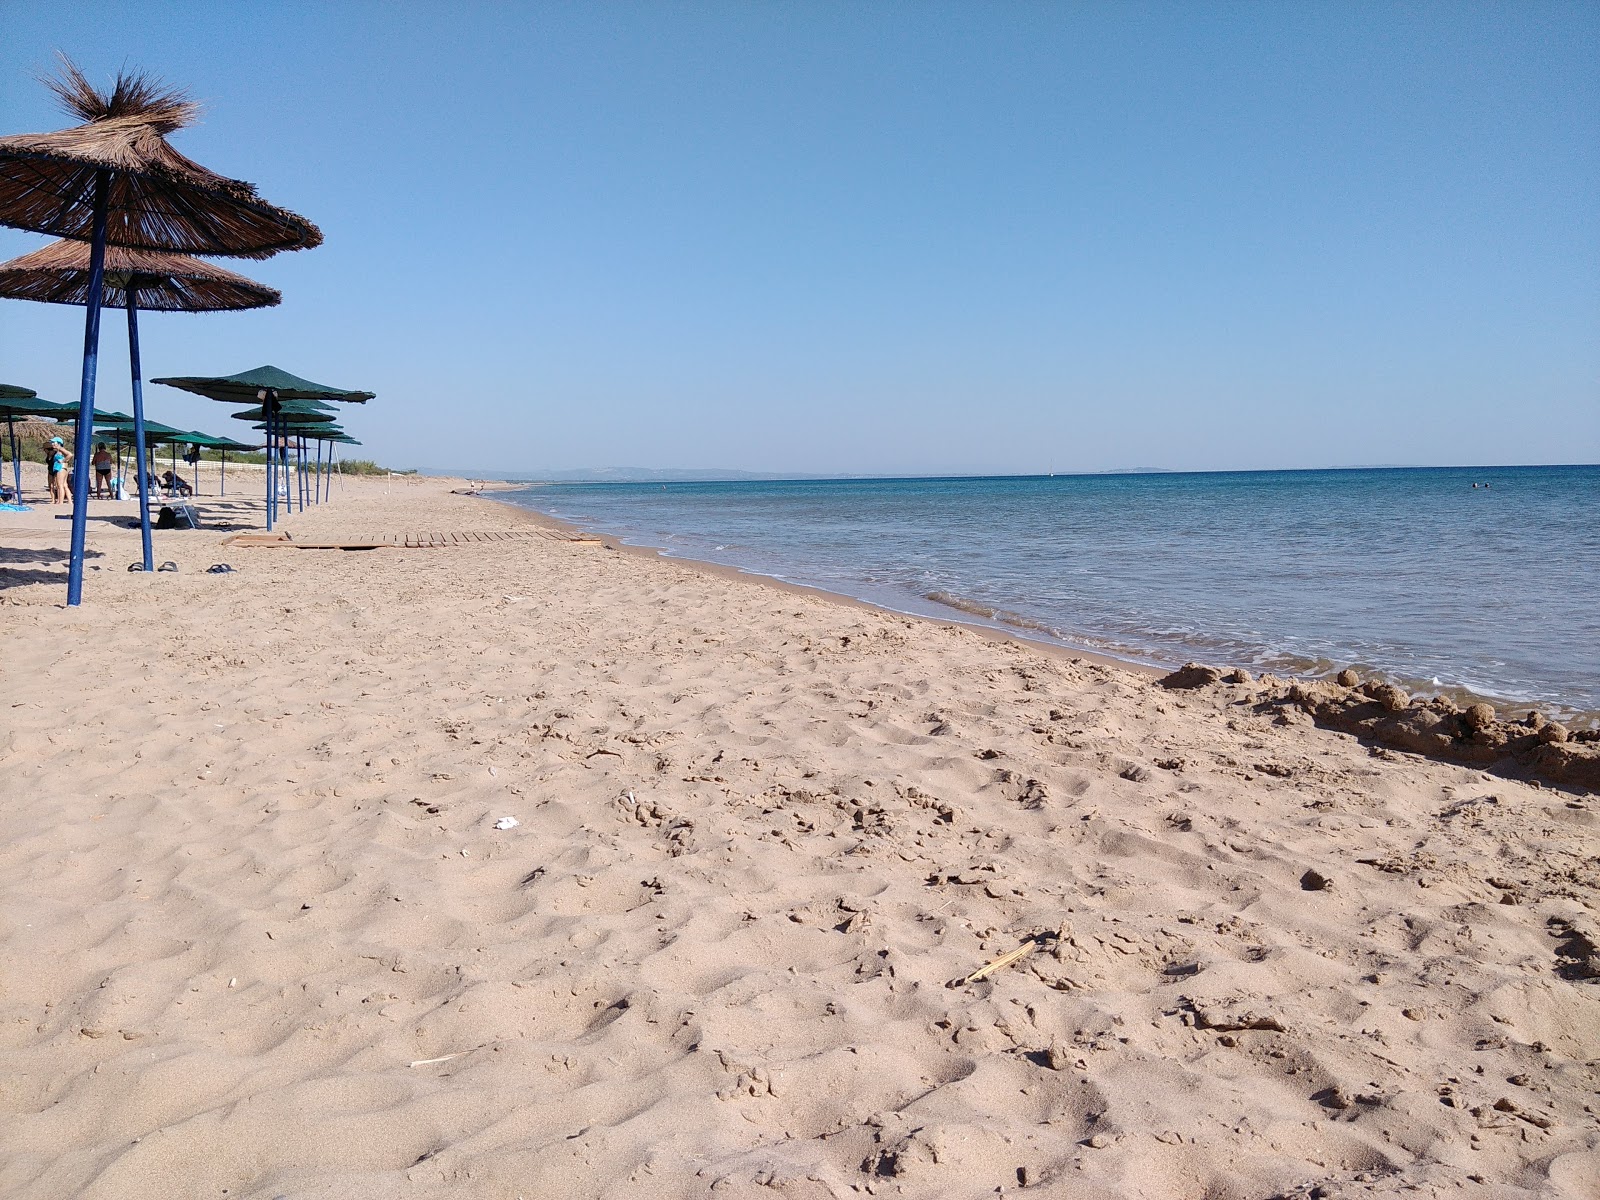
[225, 529, 602, 550]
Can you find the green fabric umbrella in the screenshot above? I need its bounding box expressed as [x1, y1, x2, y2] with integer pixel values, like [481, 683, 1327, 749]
[229, 402, 337, 423]
[0, 239, 282, 569]
[153, 367, 371, 525]
[249, 417, 349, 507]
[7, 397, 113, 420]
[97, 415, 184, 436]
[1, 385, 39, 499]
[2, 396, 130, 503]
[151, 365, 372, 404]
[182, 430, 256, 496]
[163, 430, 230, 494]
[94, 416, 188, 497]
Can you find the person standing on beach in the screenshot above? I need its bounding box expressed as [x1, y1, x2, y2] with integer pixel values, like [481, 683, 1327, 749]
[47, 437, 70, 504]
[92, 443, 113, 498]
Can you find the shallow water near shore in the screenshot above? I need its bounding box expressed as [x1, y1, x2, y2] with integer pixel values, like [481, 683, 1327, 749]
[502, 465, 1600, 721]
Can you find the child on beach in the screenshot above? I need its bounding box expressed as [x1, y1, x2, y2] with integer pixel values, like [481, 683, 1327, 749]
[47, 437, 70, 504]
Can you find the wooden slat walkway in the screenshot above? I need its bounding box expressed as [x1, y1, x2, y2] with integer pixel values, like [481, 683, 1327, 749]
[224, 529, 603, 550]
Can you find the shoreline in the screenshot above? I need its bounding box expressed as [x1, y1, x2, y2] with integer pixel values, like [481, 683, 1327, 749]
[486, 487, 1596, 730]
[476, 489, 1168, 683]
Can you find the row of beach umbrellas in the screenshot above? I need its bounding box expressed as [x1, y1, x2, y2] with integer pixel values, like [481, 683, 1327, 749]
[0, 384, 258, 506]
[0, 58, 374, 603]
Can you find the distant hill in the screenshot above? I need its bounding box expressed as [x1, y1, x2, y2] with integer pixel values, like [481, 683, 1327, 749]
[421, 467, 874, 483]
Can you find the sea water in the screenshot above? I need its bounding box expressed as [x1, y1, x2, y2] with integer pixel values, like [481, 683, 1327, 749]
[500, 466, 1600, 721]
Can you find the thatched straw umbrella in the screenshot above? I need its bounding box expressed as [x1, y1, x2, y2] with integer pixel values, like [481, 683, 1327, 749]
[0, 58, 320, 604]
[154, 366, 372, 528]
[0, 238, 280, 569]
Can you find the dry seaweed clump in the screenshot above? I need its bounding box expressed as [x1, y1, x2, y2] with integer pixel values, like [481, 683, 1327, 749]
[1156, 663, 1600, 792]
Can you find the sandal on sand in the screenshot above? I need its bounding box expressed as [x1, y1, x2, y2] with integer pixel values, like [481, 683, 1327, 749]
[206, 563, 234, 574]
[127, 562, 146, 572]
[157, 560, 179, 572]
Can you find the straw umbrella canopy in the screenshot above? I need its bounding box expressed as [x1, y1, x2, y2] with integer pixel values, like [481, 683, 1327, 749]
[0, 239, 281, 570]
[155, 366, 373, 528]
[0, 239, 283, 310]
[0, 59, 321, 604]
[0, 60, 321, 257]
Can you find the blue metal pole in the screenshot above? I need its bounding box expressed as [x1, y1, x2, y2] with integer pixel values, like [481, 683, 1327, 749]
[220, 451, 226, 497]
[314, 438, 323, 504]
[66, 169, 111, 607]
[264, 392, 275, 531]
[8, 414, 20, 502]
[127, 295, 154, 572]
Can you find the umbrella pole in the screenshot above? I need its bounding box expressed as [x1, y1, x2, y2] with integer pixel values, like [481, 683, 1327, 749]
[127, 296, 154, 572]
[221, 451, 226, 497]
[265, 396, 275, 531]
[8, 413, 20, 502]
[66, 168, 111, 607]
[316, 439, 324, 504]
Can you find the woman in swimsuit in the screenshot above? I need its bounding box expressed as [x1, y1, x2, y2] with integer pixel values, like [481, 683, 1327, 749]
[93, 443, 114, 498]
[47, 437, 71, 504]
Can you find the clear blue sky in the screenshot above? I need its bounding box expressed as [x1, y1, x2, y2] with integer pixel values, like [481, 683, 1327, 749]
[2, 1, 1596, 475]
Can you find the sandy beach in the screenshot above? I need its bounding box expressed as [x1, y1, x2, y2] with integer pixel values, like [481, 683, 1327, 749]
[1, 473, 1596, 1199]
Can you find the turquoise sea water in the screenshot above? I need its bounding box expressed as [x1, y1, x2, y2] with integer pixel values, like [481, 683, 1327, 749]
[500, 466, 1600, 721]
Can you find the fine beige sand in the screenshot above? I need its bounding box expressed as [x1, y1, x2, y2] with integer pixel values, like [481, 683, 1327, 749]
[2, 473, 1596, 1200]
